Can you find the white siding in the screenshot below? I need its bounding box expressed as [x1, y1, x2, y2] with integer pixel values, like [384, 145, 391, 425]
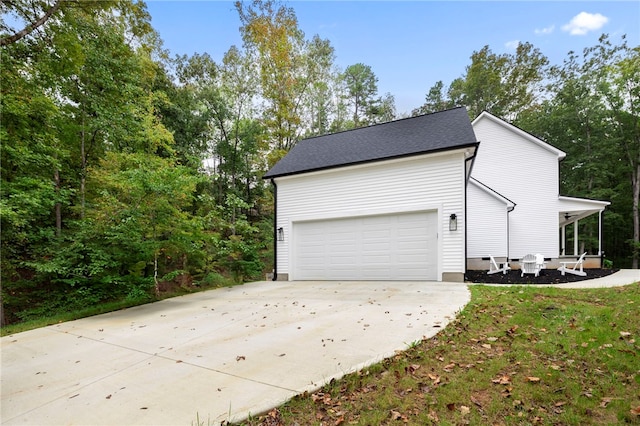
[471, 116, 561, 258]
[467, 181, 509, 258]
[275, 151, 468, 281]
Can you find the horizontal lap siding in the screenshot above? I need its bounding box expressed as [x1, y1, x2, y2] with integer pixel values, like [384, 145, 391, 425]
[467, 183, 508, 258]
[472, 118, 560, 258]
[275, 152, 467, 279]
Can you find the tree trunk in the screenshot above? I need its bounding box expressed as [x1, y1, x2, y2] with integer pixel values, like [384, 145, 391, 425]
[54, 169, 61, 236]
[80, 112, 86, 218]
[633, 163, 639, 269]
[0, 287, 5, 328]
[154, 252, 160, 298]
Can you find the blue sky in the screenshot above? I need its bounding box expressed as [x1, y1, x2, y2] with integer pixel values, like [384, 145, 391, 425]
[146, 1, 640, 114]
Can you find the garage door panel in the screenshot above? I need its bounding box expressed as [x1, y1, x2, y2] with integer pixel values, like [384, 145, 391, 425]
[293, 211, 438, 281]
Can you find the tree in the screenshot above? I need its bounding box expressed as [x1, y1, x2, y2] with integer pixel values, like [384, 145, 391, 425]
[303, 35, 336, 137]
[412, 80, 453, 115]
[236, 0, 305, 151]
[88, 153, 204, 296]
[1, 0, 181, 323]
[415, 43, 548, 120]
[597, 37, 640, 268]
[236, 0, 340, 160]
[341, 63, 379, 127]
[517, 35, 638, 268]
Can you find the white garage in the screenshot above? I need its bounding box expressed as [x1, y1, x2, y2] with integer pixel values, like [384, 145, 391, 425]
[293, 211, 438, 281]
[264, 107, 479, 282]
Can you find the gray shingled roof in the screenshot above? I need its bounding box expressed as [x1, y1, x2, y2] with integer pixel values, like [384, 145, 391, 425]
[263, 107, 478, 179]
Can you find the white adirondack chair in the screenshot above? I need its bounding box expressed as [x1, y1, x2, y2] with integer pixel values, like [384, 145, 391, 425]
[558, 252, 587, 276]
[521, 254, 543, 277]
[488, 256, 510, 275]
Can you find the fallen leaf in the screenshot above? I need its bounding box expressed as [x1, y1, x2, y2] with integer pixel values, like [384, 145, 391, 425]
[389, 410, 407, 421]
[443, 363, 456, 372]
[236, 355, 246, 361]
[630, 406, 640, 416]
[620, 331, 632, 338]
[600, 397, 613, 408]
[470, 395, 483, 408]
[526, 376, 541, 383]
[405, 364, 421, 374]
[446, 403, 456, 411]
[492, 375, 511, 385]
[460, 405, 470, 415]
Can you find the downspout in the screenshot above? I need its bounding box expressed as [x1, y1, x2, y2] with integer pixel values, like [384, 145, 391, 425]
[464, 145, 479, 279]
[507, 205, 515, 263]
[271, 179, 278, 281]
[599, 209, 604, 267]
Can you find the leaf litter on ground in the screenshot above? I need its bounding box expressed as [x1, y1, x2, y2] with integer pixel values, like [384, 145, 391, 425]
[236, 283, 640, 425]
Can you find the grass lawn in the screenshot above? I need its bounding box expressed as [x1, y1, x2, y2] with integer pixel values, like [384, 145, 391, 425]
[238, 283, 640, 425]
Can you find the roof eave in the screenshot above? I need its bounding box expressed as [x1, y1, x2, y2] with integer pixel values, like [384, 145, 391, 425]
[263, 142, 480, 180]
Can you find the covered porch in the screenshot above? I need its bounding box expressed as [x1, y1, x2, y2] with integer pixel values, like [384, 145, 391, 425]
[558, 196, 610, 268]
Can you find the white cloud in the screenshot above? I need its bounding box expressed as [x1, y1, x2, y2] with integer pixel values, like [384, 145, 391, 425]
[562, 12, 608, 35]
[505, 40, 520, 50]
[535, 25, 555, 35]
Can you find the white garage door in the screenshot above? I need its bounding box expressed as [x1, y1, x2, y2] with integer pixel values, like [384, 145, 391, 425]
[293, 211, 438, 280]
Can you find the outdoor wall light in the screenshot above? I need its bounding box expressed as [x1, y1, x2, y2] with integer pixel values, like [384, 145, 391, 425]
[277, 227, 284, 241]
[449, 213, 458, 231]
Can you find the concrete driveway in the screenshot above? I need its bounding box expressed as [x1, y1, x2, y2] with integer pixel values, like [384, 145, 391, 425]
[1, 280, 470, 425]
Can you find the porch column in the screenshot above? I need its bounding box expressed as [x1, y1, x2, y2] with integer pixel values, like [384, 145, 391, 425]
[574, 220, 579, 255]
[598, 210, 603, 255]
[561, 225, 566, 256]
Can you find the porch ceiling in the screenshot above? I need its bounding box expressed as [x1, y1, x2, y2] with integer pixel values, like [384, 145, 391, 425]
[559, 196, 610, 227]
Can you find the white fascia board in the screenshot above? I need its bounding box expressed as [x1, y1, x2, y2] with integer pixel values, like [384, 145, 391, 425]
[558, 196, 610, 210]
[469, 177, 515, 210]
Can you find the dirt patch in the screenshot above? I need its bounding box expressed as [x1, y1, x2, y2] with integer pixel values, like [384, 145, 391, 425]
[465, 268, 619, 285]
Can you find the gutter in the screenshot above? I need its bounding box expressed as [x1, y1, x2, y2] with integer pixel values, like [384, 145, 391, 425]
[271, 179, 278, 281]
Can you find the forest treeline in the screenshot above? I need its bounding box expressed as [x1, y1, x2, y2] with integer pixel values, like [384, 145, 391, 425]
[1, 0, 638, 326]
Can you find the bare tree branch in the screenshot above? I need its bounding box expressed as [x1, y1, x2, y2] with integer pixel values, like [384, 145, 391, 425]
[1, 0, 61, 47]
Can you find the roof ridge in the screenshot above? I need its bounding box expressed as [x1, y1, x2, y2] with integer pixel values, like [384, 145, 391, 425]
[300, 106, 468, 143]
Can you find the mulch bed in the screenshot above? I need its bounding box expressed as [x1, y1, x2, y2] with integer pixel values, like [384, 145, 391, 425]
[465, 268, 619, 285]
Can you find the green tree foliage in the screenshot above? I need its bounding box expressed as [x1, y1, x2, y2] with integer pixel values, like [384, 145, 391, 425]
[0, 0, 212, 325]
[415, 42, 549, 120]
[236, 0, 306, 151]
[411, 80, 452, 116]
[236, 0, 341, 154]
[518, 35, 639, 268]
[339, 63, 396, 128]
